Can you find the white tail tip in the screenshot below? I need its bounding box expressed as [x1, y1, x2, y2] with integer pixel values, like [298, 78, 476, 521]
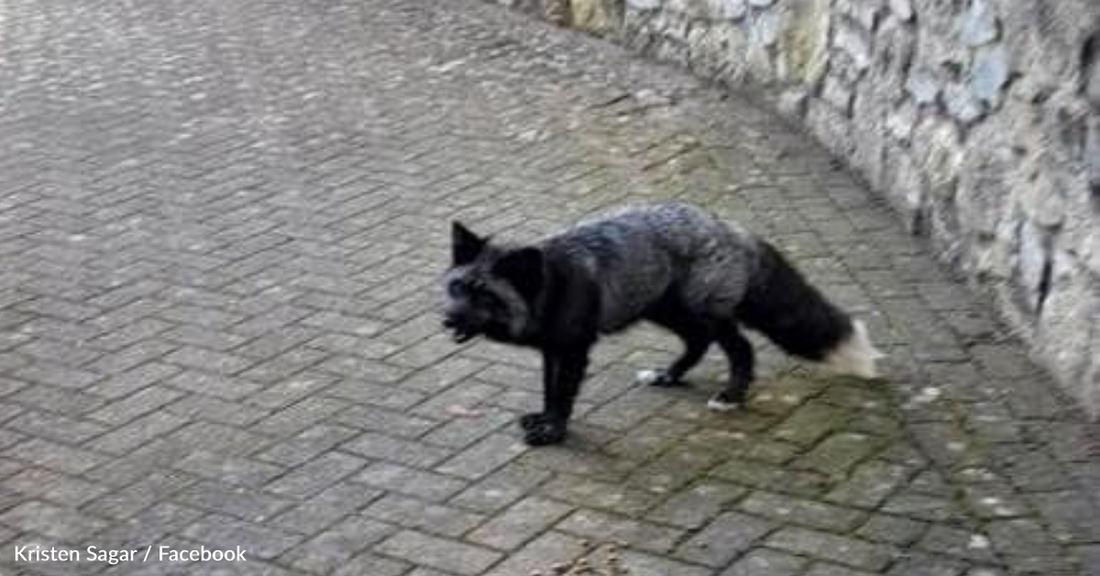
[822, 319, 885, 379]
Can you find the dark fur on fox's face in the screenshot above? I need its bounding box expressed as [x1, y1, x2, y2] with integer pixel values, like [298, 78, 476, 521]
[441, 222, 544, 344]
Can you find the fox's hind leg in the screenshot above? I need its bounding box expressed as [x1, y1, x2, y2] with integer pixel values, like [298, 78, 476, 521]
[635, 311, 712, 388]
[708, 326, 755, 411]
[637, 335, 709, 387]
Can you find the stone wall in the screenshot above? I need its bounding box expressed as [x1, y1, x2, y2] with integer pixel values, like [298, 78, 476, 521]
[490, 0, 1100, 415]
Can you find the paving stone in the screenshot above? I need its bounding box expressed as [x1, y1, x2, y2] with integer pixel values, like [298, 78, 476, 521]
[422, 407, 514, 449]
[766, 527, 897, 571]
[556, 508, 685, 554]
[280, 515, 397, 574]
[519, 441, 637, 482]
[87, 410, 191, 455]
[603, 416, 696, 461]
[449, 464, 553, 514]
[675, 511, 775, 566]
[800, 432, 887, 477]
[252, 396, 348, 437]
[88, 385, 185, 425]
[353, 461, 468, 502]
[620, 549, 714, 576]
[402, 356, 488, 394]
[11, 362, 101, 390]
[886, 552, 967, 576]
[0, 500, 111, 541]
[268, 482, 385, 536]
[93, 502, 205, 550]
[7, 410, 110, 444]
[166, 371, 262, 402]
[163, 346, 255, 375]
[331, 552, 411, 576]
[647, 480, 748, 529]
[802, 564, 880, 576]
[375, 530, 502, 576]
[541, 474, 663, 517]
[435, 432, 529, 480]
[245, 372, 339, 410]
[468, 496, 574, 550]
[710, 459, 832, 497]
[11, 386, 103, 419]
[1031, 490, 1100, 544]
[333, 404, 439, 438]
[826, 459, 913, 508]
[254, 424, 360, 468]
[882, 492, 964, 523]
[364, 493, 486, 537]
[341, 431, 452, 468]
[181, 514, 303, 560]
[175, 480, 294, 522]
[740, 490, 867, 532]
[164, 421, 271, 456]
[89, 340, 182, 375]
[264, 451, 366, 499]
[985, 518, 1065, 562]
[3, 468, 111, 507]
[4, 438, 109, 474]
[719, 547, 809, 576]
[856, 514, 930, 546]
[84, 471, 195, 521]
[482, 531, 587, 576]
[164, 393, 270, 427]
[726, 437, 803, 465]
[1075, 545, 1100, 576]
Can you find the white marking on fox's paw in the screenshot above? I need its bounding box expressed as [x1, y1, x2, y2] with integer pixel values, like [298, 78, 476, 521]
[706, 396, 741, 412]
[635, 369, 661, 386]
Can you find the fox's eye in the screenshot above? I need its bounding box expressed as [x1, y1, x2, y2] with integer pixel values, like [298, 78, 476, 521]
[447, 280, 466, 297]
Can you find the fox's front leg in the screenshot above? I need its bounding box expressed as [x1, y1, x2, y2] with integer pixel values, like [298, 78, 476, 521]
[520, 349, 588, 446]
[519, 352, 558, 434]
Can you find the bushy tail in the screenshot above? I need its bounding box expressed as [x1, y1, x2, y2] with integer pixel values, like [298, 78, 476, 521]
[735, 241, 884, 378]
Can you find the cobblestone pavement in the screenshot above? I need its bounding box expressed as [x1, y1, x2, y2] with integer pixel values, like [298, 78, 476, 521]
[0, 1, 1098, 575]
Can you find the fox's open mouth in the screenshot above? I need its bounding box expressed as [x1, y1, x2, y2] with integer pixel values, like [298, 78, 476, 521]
[443, 319, 477, 344]
[451, 329, 476, 344]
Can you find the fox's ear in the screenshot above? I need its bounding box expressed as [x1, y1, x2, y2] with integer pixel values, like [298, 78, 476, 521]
[493, 247, 544, 300]
[452, 221, 485, 265]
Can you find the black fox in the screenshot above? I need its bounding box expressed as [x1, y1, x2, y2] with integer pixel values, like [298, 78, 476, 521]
[442, 202, 883, 445]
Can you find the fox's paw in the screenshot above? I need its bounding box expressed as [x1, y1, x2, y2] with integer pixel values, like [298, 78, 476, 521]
[706, 390, 743, 412]
[519, 412, 548, 431]
[635, 369, 682, 387]
[522, 417, 567, 446]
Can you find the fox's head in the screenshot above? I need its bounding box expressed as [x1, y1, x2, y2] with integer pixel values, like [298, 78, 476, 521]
[441, 221, 543, 344]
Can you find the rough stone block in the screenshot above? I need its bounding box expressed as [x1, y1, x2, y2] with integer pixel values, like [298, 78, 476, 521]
[958, 0, 999, 46]
[709, 0, 748, 20]
[833, 19, 872, 71]
[969, 44, 1011, 106]
[906, 71, 940, 105]
[889, 0, 913, 22]
[944, 83, 984, 123]
[779, 0, 830, 84]
[751, 10, 784, 47]
[571, 0, 622, 34]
